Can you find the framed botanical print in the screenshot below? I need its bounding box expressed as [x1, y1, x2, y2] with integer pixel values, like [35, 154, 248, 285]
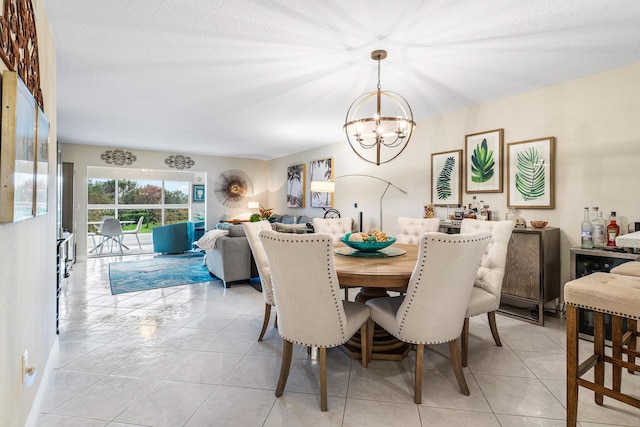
[431, 149, 462, 207]
[286, 163, 305, 208]
[465, 129, 503, 193]
[507, 137, 555, 209]
[310, 158, 333, 208]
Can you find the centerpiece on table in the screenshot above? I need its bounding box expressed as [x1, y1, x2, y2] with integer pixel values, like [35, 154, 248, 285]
[340, 230, 396, 252]
[250, 205, 276, 222]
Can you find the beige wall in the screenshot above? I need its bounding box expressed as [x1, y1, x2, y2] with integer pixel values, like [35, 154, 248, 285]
[269, 62, 640, 287]
[0, 1, 57, 425]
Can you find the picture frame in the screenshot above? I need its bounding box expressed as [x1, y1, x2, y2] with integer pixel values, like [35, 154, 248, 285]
[431, 149, 462, 207]
[507, 137, 555, 209]
[0, 71, 37, 223]
[35, 107, 50, 216]
[310, 157, 333, 208]
[286, 163, 305, 208]
[192, 184, 205, 202]
[465, 129, 504, 193]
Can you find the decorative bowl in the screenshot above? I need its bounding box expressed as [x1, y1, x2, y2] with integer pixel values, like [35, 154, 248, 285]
[530, 221, 548, 229]
[340, 233, 397, 252]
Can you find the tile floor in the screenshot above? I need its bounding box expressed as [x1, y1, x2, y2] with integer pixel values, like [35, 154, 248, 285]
[39, 254, 640, 426]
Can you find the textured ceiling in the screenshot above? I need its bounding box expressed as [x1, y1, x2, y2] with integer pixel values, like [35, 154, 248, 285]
[43, 0, 640, 160]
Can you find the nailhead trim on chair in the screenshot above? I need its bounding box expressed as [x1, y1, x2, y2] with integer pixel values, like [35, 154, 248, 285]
[260, 232, 352, 347]
[393, 234, 492, 345]
[566, 302, 640, 321]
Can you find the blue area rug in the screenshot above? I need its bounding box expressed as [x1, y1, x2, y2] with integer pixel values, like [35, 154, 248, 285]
[109, 252, 214, 295]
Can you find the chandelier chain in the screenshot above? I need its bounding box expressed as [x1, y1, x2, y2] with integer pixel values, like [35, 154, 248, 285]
[377, 54, 382, 90]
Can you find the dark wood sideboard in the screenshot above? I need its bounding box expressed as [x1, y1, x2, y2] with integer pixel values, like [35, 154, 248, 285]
[499, 226, 561, 325]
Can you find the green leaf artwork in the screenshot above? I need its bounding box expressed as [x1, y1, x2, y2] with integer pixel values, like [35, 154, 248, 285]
[436, 156, 455, 200]
[470, 138, 495, 183]
[515, 147, 545, 201]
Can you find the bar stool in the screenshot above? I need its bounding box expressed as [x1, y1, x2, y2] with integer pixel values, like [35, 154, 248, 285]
[565, 272, 640, 426]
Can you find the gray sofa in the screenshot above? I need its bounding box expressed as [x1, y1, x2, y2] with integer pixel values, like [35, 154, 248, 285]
[205, 225, 258, 288]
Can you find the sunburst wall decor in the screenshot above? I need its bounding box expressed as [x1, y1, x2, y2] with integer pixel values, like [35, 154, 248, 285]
[214, 169, 251, 208]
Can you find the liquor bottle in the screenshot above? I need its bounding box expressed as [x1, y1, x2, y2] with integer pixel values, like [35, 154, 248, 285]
[581, 207, 593, 249]
[591, 207, 606, 248]
[606, 211, 620, 247]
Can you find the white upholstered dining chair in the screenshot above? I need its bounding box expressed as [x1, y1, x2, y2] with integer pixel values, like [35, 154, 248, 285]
[459, 219, 515, 367]
[365, 231, 491, 403]
[395, 217, 441, 244]
[311, 217, 353, 242]
[259, 230, 370, 411]
[243, 220, 277, 341]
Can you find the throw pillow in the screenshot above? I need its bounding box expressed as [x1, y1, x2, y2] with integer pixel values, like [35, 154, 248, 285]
[281, 215, 297, 224]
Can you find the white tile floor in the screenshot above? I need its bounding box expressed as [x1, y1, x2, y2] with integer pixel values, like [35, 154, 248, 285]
[39, 254, 640, 426]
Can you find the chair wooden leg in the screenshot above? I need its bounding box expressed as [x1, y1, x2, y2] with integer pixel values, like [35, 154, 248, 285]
[274, 313, 278, 329]
[594, 311, 605, 405]
[307, 346, 312, 356]
[258, 303, 271, 341]
[461, 318, 469, 368]
[566, 305, 579, 427]
[319, 347, 328, 411]
[449, 338, 469, 396]
[344, 287, 349, 301]
[612, 315, 623, 393]
[360, 322, 368, 368]
[366, 318, 374, 364]
[276, 340, 293, 398]
[488, 311, 502, 347]
[628, 320, 638, 373]
[415, 344, 424, 404]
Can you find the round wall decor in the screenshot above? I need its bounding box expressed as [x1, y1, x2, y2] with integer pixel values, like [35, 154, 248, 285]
[214, 169, 251, 208]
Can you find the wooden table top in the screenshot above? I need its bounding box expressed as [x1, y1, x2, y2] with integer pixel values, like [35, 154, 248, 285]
[333, 243, 418, 289]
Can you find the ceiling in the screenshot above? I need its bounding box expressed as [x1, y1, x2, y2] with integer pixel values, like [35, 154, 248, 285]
[42, 0, 640, 160]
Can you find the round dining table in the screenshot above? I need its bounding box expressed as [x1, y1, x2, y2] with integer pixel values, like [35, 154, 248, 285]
[333, 242, 418, 360]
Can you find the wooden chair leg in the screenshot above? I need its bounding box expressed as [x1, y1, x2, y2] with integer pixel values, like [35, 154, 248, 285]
[488, 311, 502, 347]
[461, 318, 469, 367]
[367, 318, 374, 364]
[627, 319, 637, 373]
[275, 340, 293, 398]
[566, 305, 579, 427]
[274, 313, 278, 329]
[307, 346, 312, 356]
[319, 347, 328, 411]
[449, 338, 469, 396]
[258, 303, 271, 341]
[415, 344, 424, 404]
[612, 315, 623, 392]
[594, 311, 605, 405]
[360, 322, 368, 368]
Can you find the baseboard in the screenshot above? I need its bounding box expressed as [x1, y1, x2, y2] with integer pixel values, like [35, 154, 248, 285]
[24, 335, 59, 427]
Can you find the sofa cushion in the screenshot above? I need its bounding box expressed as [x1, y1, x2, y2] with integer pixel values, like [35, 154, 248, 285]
[280, 215, 297, 224]
[274, 223, 309, 233]
[298, 215, 314, 224]
[228, 224, 246, 237]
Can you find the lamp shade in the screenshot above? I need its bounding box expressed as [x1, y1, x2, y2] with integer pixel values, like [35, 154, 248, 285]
[248, 201, 260, 209]
[310, 181, 336, 193]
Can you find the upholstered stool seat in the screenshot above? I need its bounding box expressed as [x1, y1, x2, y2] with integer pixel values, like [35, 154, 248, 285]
[565, 272, 640, 426]
[610, 260, 640, 277]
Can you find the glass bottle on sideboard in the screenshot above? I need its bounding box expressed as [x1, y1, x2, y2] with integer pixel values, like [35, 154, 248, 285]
[581, 207, 593, 249]
[606, 211, 620, 247]
[591, 207, 606, 248]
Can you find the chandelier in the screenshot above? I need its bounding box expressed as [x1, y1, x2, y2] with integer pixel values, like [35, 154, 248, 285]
[343, 50, 416, 165]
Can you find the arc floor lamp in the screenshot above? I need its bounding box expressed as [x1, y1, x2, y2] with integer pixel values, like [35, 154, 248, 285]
[310, 174, 407, 231]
